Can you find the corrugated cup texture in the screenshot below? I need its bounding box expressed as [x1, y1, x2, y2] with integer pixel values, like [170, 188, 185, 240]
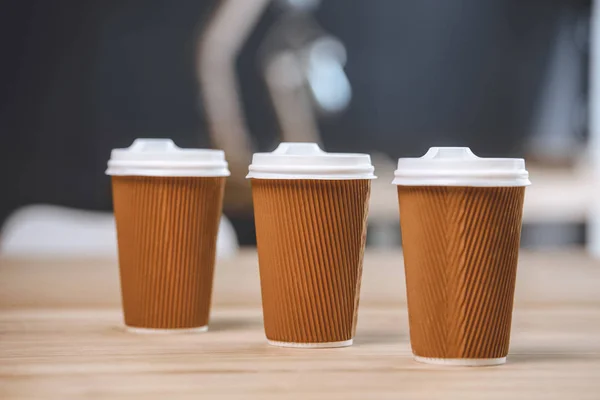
[251, 179, 371, 344]
[398, 186, 525, 360]
[112, 176, 225, 330]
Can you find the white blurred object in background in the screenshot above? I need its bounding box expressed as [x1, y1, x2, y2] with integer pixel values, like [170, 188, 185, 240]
[305, 36, 351, 114]
[0, 205, 238, 259]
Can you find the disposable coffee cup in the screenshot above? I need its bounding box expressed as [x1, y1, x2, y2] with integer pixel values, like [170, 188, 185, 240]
[393, 147, 530, 365]
[247, 143, 375, 348]
[106, 139, 229, 333]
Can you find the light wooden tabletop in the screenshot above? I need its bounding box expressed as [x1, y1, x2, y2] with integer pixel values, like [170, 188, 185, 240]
[1, 250, 600, 399]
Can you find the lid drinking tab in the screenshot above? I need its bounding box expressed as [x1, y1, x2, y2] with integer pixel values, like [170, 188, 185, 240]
[129, 138, 177, 152]
[424, 147, 475, 159]
[274, 142, 324, 155]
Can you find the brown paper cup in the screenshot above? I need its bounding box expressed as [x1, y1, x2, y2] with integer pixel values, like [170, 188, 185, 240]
[398, 186, 525, 365]
[251, 179, 371, 347]
[112, 176, 225, 332]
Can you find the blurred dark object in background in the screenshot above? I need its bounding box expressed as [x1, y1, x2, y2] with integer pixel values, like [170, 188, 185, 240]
[0, 0, 590, 245]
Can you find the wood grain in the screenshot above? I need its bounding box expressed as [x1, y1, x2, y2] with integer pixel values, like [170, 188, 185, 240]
[1, 250, 600, 399]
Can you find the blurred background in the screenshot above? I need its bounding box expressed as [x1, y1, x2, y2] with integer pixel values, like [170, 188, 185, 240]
[0, 0, 597, 259]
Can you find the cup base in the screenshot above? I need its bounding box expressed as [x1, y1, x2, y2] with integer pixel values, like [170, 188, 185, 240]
[414, 355, 506, 366]
[124, 325, 209, 334]
[267, 339, 353, 348]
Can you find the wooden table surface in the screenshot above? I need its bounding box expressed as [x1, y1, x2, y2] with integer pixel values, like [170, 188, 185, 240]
[1, 250, 600, 399]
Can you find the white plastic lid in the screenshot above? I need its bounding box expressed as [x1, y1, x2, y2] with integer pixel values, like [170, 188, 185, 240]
[106, 139, 230, 177]
[392, 147, 530, 187]
[246, 142, 376, 180]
